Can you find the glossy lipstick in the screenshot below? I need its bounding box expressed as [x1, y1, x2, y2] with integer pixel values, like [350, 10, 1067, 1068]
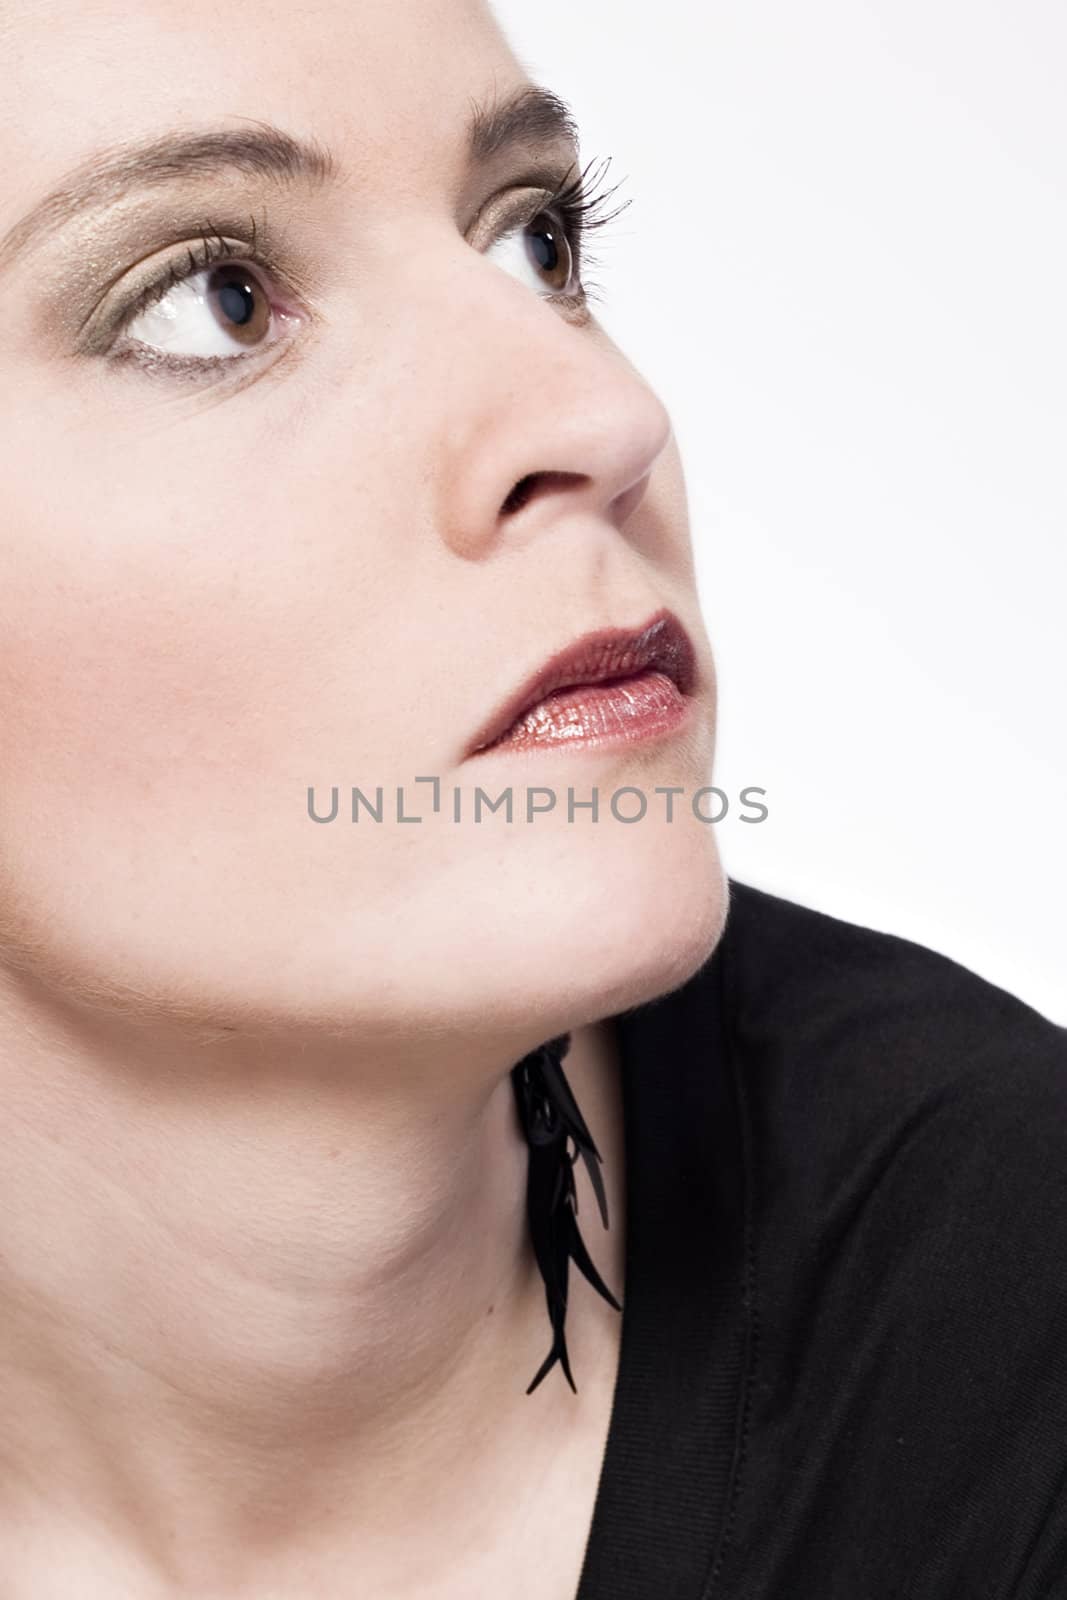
[467, 608, 698, 757]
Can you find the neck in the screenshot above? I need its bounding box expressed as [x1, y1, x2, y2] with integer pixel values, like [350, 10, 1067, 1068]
[0, 975, 627, 1595]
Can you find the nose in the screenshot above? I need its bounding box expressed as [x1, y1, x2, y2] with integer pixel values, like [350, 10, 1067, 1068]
[430, 250, 674, 562]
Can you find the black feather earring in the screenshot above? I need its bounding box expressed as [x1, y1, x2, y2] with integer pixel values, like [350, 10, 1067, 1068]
[510, 1032, 623, 1395]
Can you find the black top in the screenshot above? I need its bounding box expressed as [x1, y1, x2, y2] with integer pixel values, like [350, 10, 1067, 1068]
[575, 878, 1067, 1600]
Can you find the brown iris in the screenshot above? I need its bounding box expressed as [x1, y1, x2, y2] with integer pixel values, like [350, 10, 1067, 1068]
[526, 212, 574, 293]
[206, 263, 271, 345]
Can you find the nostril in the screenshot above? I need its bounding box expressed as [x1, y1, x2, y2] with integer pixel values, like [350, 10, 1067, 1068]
[499, 470, 587, 518]
[500, 474, 537, 516]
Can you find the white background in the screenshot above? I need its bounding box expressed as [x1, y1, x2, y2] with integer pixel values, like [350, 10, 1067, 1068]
[492, 0, 1066, 1024]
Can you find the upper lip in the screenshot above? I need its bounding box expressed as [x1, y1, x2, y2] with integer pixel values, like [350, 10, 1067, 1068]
[466, 606, 698, 755]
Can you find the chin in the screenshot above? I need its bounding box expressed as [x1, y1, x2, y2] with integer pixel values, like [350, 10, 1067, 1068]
[417, 820, 731, 1044]
[551, 831, 730, 1025]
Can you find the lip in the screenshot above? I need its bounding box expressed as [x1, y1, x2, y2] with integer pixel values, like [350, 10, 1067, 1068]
[466, 606, 698, 757]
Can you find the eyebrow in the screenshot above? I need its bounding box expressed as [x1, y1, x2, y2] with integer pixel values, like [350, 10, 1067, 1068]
[467, 84, 579, 165]
[0, 86, 580, 277]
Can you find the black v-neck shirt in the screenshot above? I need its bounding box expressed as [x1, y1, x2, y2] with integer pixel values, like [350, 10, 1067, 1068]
[575, 879, 1067, 1600]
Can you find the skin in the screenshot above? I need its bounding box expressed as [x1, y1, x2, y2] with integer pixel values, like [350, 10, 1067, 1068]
[0, 0, 727, 1593]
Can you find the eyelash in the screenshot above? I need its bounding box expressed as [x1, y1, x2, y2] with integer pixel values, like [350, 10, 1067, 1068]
[533, 155, 631, 308]
[109, 156, 631, 374]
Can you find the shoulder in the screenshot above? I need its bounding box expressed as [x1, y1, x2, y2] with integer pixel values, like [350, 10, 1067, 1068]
[709, 882, 1067, 1592]
[715, 875, 1067, 1134]
[709, 876, 1067, 1375]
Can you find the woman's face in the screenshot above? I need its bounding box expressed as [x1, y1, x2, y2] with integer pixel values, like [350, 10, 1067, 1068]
[0, 0, 725, 1056]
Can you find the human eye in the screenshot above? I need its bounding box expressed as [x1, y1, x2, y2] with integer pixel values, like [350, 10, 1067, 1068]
[105, 222, 304, 377]
[482, 157, 630, 313]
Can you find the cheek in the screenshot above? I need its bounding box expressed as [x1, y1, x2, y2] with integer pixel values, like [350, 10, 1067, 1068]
[0, 430, 419, 949]
[0, 486, 414, 1008]
[1, 525, 307, 810]
[0, 401, 403, 812]
[650, 435, 698, 579]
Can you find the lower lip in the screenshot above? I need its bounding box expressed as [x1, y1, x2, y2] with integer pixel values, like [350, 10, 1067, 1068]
[474, 669, 692, 755]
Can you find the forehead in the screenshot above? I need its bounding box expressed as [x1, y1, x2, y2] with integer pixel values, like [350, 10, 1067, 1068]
[0, 0, 521, 199]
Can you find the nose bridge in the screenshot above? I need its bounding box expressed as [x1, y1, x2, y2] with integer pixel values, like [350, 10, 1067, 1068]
[422, 234, 674, 558]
